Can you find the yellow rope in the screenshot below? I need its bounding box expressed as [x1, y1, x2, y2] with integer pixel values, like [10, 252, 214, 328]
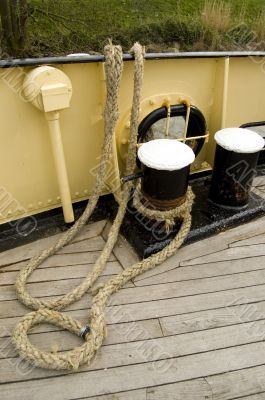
[133, 180, 194, 231]
[12, 42, 193, 371]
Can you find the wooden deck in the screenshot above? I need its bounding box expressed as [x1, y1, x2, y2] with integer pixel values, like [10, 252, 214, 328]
[2, 213, 265, 399]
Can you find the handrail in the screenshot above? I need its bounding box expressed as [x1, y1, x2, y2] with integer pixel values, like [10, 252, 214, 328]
[1, 51, 265, 68]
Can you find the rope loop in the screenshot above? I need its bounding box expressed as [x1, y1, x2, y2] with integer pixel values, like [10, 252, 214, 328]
[133, 181, 194, 223]
[12, 309, 99, 370]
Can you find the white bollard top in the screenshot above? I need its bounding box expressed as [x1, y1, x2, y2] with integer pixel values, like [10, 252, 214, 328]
[215, 128, 265, 154]
[67, 53, 90, 57]
[137, 139, 195, 171]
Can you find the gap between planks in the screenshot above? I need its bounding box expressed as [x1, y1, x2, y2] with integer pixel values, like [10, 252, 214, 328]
[3, 217, 264, 398]
[2, 346, 265, 399]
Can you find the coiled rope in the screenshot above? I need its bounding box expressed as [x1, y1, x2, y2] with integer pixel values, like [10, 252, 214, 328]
[133, 180, 194, 231]
[12, 42, 193, 371]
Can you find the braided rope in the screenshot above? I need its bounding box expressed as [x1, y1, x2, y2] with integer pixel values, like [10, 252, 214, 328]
[14, 43, 124, 312]
[133, 180, 194, 230]
[12, 42, 193, 371]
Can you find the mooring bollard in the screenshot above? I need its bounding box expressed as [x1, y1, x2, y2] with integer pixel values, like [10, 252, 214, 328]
[137, 139, 195, 210]
[208, 127, 264, 209]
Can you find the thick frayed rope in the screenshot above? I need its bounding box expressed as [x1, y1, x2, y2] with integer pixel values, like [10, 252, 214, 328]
[14, 42, 125, 312]
[12, 42, 193, 371]
[133, 180, 194, 231]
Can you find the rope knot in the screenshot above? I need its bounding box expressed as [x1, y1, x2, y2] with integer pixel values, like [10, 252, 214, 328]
[133, 182, 194, 230]
[164, 218, 175, 233]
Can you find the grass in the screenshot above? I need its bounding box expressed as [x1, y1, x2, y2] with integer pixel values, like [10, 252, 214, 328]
[201, 1, 232, 33]
[6, 0, 265, 56]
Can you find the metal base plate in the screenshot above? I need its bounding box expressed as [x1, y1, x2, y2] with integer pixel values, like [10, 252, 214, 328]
[1, 171, 265, 257]
[120, 174, 265, 258]
[0, 196, 114, 253]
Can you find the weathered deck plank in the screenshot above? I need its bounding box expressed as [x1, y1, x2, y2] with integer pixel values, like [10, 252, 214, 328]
[205, 365, 265, 399]
[0, 261, 122, 286]
[0, 220, 107, 267]
[102, 223, 139, 269]
[83, 370, 265, 400]
[146, 378, 213, 399]
[134, 256, 265, 286]
[1, 217, 265, 399]
[180, 244, 265, 266]
[2, 281, 265, 320]
[0, 313, 162, 342]
[145, 366, 265, 400]
[3, 318, 265, 382]
[0, 251, 116, 273]
[2, 343, 265, 399]
[229, 232, 265, 247]
[88, 389, 147, 400]
[160, 300, 265, 335]
[231, 395, 265, 400]
[130, 215, 265, 281]
[0, 275, 134, 302]
[3, 266, 265, 303]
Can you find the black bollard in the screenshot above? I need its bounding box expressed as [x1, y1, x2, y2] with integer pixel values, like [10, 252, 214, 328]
[209, 128, 264, 209]
[137, 139, 195, 210]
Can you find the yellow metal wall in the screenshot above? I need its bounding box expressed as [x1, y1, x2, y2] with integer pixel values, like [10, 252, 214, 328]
[0, 56, 264, 224]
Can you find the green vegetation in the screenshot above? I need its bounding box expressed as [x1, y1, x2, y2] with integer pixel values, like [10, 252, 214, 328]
[2, 0, 265, 57]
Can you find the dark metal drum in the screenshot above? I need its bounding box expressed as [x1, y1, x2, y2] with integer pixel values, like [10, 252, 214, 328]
[138, 139, 195, 210]
[208, 128, 264, 209]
